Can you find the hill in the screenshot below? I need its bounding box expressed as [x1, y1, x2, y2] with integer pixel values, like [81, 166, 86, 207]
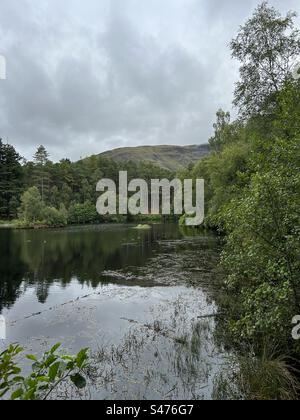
[99, 144, 210, 172]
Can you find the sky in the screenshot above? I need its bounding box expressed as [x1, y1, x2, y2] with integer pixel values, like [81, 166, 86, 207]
[0, 0, 299, 162]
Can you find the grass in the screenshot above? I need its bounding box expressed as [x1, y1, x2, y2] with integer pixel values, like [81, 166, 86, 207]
[213, 343, 300, 400]
[0, 220, 18, 228]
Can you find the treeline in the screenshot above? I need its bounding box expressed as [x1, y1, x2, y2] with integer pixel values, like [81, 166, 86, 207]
[0, 141, 172, 226]
[180, 2, 300, 399]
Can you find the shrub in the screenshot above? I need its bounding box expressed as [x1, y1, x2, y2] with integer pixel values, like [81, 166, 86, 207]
[18, 187, 44, 223]
[0, 343, 89, 400]
[42, 206, 67, 227]
[68, 201, 101, 225]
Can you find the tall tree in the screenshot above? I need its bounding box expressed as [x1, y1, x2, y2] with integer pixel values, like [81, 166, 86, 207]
[0, 139, 23, 219]
[231, 1, 300, 118]
[33, 145, 50, 203]
[18, 186, 44, 223]
[209, 109, 231, 152]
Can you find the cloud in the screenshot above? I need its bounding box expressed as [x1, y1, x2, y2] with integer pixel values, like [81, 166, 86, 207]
[0, 0, 299, 161]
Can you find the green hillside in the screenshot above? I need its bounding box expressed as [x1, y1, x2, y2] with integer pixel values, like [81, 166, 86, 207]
[99, 144, 210, 172]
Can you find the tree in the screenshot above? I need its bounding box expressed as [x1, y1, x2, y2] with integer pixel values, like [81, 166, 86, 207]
[49, 186, 60, 208]
[81, 179, 92, 203]
[68, 201, 100, 225]
[0, 140, 23, 219]
[34, 145, 49, 167]
[42, 206, 67, 228]
[60, 183, 73, 208]
[33, 145, 50, 203]
[208, 109, 245, 152]
[220, 136, 300, 347]
[209, 109, 230, 152]
[231, 2, 300, 118]
[19, 187, 44, 223]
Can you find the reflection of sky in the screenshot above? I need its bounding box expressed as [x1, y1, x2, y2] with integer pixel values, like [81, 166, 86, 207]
[0, 224, 227, 399]
[0, 283, 228, 399]
[3, 284, 211, 351]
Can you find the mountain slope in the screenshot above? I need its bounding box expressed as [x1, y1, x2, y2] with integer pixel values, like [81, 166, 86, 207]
[99, 144, 210, 172]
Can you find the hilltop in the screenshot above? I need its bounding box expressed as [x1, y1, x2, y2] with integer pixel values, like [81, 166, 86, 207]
[98, 144, 210, 172]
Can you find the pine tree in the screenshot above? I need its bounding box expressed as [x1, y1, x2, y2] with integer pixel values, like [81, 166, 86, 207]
[0, 139, 23, 219]
[33, 145, 50, 203]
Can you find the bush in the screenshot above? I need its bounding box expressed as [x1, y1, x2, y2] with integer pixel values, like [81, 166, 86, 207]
[0, 343, 89, 400]
[18, 187, 44, 223]
[68, 201, 101, 225]
[42, 206, 67, 228]
[219, 137, 300, 349]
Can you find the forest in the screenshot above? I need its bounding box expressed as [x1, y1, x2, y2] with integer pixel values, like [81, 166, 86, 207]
[0, 141, 173, 227]
[178, 2, 300, 399]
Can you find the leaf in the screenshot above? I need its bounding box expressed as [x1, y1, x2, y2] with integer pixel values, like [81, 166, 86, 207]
[49, 362, 61, 381]
[14, 346, 24, 355]
[23, 388, 36, 400]
[44, 354, 57, 368]
[70, 373, 86, 389]
[36, 376, 50, 383]
[32, 362, 41, 372]
[26, 354, 38, 362]
[50, 343, 61, 354]
[76, 348, 89, 368]
[11, 388, 24, 400]
[12, 376, 25, 383]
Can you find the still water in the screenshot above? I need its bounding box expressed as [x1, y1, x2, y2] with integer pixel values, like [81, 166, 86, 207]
[0, 224, 230, 399]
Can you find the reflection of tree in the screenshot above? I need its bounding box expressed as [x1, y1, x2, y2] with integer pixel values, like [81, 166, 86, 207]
[36, 281, 50, 304]
[0, 225, 177, 310]
[0, 230, 27, 311]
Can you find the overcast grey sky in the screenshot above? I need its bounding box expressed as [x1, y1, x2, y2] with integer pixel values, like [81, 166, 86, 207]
[0, 0, 299, 161]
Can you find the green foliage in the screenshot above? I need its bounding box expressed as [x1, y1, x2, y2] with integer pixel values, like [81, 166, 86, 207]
[220, 137, 300, 346]
[0, 140, 23, 219]
[42, 205, 68, 228]
[183, 4, 300, 376]
[189, 139, 251, 227]
[209, 109, 245, 152]
[274, 80, 300, 139]
[214, 345, 300, 400]
[2, 140, 199, 226]
[236, 351, 300, 400]
[0, 344, 89, 400]
[19, 186, 44, 224]
[19, 187, 67, 228]
[68, 201, 101, 225]
[32, 145, 51, 203]
[231, 1, 300, 118]
[13, 145, 182, 226]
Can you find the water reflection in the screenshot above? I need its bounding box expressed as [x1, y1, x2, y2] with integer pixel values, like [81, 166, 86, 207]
[0, 224, 196, 312]
[0, 224, 228, 400]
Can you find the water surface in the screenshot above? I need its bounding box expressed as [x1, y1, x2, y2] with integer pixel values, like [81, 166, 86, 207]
[0, 224, 228, 399]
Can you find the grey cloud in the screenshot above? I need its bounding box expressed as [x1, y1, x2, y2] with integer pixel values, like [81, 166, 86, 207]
[0, 0, 299, 161]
